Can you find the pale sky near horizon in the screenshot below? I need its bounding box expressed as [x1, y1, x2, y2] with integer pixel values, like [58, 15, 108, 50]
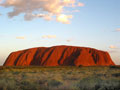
[0, 0, 120, 65]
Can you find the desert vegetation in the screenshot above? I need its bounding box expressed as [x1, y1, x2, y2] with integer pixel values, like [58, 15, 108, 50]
[0, 66, 120, 90]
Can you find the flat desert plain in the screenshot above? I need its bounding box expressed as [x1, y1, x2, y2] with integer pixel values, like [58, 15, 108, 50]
[0, 66, 120, 90]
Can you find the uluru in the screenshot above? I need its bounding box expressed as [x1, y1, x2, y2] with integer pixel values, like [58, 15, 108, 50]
[4, 45, 115, 66]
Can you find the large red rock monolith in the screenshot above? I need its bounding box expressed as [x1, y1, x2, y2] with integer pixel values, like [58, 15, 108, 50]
[4, 45, 115, 66]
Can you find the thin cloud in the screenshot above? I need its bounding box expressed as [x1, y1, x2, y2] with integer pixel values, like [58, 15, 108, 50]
[0, 0, 3, 3]
[0, 0, 84, 24]
[109, 45, 117, 49]
[65, 10, 80, 13]
[66, 39, 72, 42]
[72, 10, 80, 12]
[78, 2, 85, 7]
[116, 28, 120, 31]
[56, 14, 73, 24]
[16, 36, 25, 39]
[42, 35, 56, 39]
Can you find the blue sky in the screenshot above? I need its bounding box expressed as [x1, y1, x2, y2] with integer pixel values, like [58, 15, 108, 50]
[0, 0, 120, 65]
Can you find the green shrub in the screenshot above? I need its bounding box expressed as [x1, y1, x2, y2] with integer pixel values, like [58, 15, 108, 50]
[12, 71, 20, 75]
[78, 65, 83, 67]
[47, 79, 62, 87]
[75, 76, 102, 90]
[74, 77, 120, 90]
[109, 66, 120, 69]
[67, 71, 72, 74]
[112, 73, 120, 77]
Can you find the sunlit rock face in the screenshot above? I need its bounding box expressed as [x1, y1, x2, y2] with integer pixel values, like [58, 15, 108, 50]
[4, 45, 115, 66]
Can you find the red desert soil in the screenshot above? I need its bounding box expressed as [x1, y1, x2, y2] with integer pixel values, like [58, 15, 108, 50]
[4, 45, 115, 66]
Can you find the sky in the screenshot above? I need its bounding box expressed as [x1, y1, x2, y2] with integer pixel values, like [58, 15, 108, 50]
[0, 0, 120, 65]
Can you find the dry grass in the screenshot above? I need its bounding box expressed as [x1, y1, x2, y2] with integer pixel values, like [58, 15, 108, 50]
[0, 66, 120, 90]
